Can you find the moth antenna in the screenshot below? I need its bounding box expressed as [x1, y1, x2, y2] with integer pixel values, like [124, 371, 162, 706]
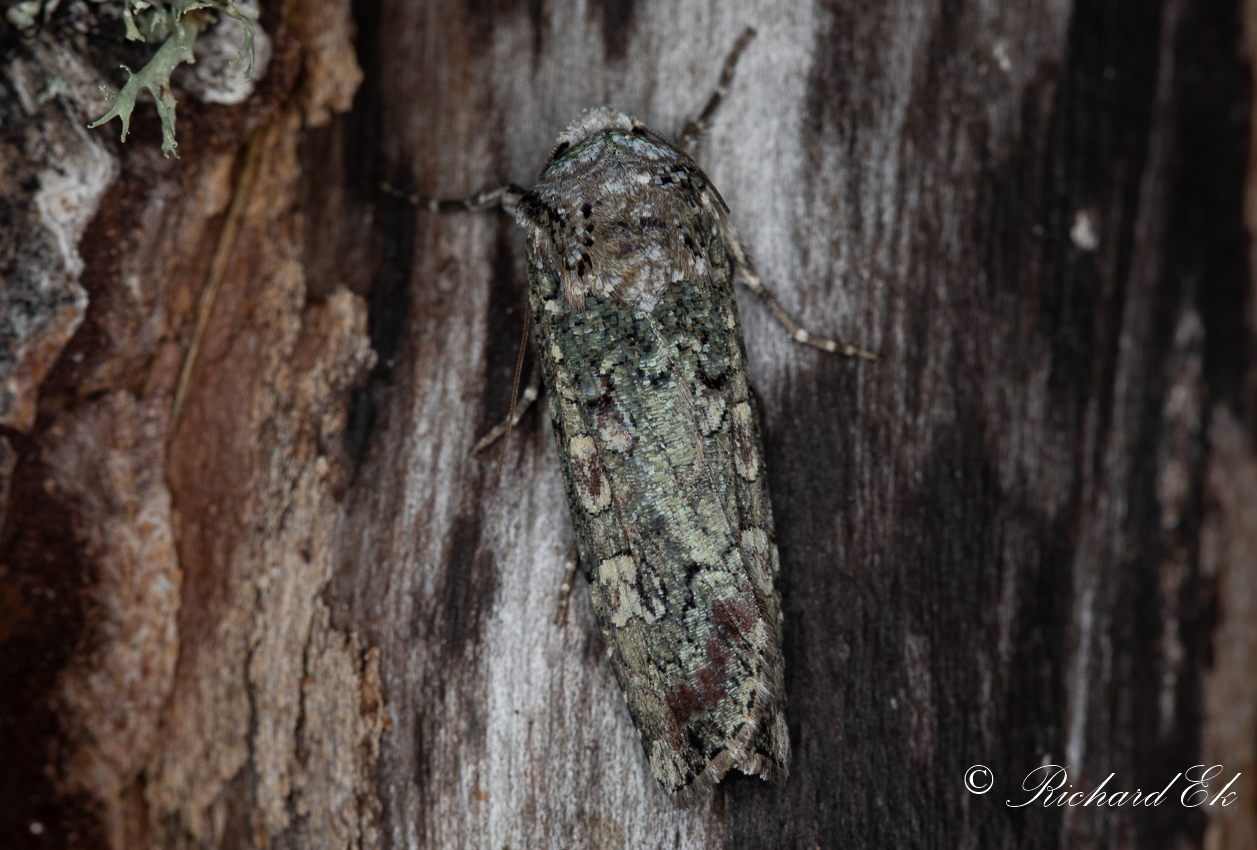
[380, 177, 541, 460]
[677, 26, 757, 155]
[379, 180, 525, 213]
[716, 207, 879, 360]
[554, 543, 580, 625]
[497, 306, 532, 476]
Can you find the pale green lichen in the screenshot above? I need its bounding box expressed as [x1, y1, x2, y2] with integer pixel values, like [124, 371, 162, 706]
[37, 77, 70, 105]
[87, 0, 257, 158]
[5, 0, 43, 29]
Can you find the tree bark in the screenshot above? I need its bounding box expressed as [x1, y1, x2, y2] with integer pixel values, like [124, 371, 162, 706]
[2, 0, 1255, 848]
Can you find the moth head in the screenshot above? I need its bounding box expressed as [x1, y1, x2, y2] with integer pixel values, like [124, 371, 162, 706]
[546, 107, 634, 165]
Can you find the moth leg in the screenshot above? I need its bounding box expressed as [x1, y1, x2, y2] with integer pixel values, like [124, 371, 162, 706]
[553, 542, 580, 626]
[676, 27, 758, 156]
[379, 181, 526, 214]
[722, 219, 879, 360]
[470, 353, 542, 456]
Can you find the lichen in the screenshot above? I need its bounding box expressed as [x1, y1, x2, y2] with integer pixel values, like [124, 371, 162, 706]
[86, 0, 258, 158]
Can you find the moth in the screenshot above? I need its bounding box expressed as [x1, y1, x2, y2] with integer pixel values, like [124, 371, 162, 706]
[388, 29, 874, 805]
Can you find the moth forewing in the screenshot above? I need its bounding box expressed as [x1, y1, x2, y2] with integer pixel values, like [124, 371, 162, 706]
[516, 110, 789, 804]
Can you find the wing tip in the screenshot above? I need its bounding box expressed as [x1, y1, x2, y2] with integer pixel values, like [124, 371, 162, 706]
[666, 683, 789, 808]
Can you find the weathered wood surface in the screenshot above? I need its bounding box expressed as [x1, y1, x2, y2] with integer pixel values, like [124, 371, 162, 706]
[2, 0, 1256, 848]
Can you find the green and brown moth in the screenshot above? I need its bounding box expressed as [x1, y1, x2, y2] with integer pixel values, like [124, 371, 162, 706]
[387, 28, 874, 806]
